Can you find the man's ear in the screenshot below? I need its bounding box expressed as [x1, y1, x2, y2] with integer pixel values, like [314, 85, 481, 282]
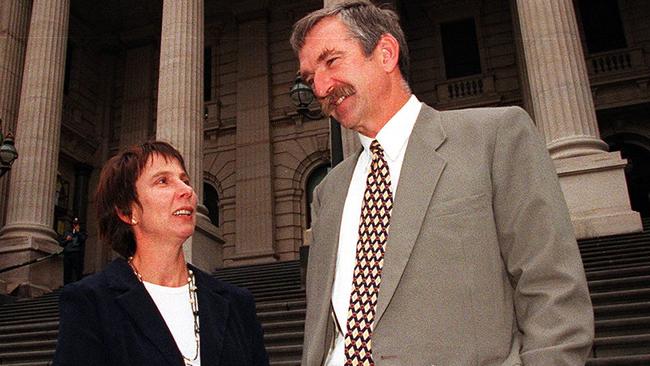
[376, 33, 400, 73]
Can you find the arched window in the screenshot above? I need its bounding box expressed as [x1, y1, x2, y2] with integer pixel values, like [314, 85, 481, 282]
[305, 164, 331, 228]
[203, 182, 220, 226]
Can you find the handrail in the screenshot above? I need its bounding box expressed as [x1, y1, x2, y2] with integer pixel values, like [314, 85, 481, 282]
[0, 251, 62, 274]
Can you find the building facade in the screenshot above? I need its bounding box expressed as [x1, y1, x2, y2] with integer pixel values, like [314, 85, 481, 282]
[0, 0, 648, 296]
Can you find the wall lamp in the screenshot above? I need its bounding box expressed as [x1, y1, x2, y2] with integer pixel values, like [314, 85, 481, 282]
[0, 119, 19, 178]
[289, 73, 324, 120]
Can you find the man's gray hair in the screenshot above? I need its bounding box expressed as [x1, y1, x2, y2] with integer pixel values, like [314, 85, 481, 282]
[290, 0, 410, 82]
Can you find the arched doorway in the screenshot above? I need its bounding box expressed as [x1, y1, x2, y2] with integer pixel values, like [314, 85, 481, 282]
[606, 134, 650, 218]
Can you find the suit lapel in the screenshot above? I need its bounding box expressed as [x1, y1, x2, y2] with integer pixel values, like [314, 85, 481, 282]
[108, 260, 183, 366]
[194, 268, 230, 366]
[375, 105, 447, 325]
[311, 151, 359, 353]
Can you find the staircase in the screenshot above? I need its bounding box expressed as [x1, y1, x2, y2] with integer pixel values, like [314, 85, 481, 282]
[0, 290, 59, 365]
[583, 216, 650, 365]
[0, 261, 305, 366]
[1, 219, 650, 365]
[213, 260, 305, 366]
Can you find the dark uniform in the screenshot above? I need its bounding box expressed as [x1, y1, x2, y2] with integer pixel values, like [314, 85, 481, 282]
[59, 218, 87, 284]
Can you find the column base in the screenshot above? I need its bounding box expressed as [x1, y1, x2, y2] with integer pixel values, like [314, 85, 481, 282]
[554, 151, 643, 239]
[0, 235, 63, 296]
[184, 214, 224, 273]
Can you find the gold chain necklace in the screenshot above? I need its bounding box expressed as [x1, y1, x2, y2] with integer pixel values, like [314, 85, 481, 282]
[127, 257, 201, 365]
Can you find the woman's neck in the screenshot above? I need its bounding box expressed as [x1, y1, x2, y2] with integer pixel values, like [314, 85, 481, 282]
[129, 245, 188, 287]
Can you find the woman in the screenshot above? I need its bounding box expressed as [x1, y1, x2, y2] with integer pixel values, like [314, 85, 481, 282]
[53, 141, 269, 366]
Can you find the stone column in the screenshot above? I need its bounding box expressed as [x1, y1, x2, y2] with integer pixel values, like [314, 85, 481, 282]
[120, 45, 154, 148]
[515, 0, 641, 238]
[227, 5, 277, 266]
[0, 0, 70, 295]
[0, 0, 31, 227]
[156, 0, 221, 271]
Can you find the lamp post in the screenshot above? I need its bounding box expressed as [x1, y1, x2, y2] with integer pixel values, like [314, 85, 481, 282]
[0, 119, 19, 177]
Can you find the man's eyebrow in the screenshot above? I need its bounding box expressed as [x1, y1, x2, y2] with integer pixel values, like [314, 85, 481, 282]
[317, 48, 340, 63]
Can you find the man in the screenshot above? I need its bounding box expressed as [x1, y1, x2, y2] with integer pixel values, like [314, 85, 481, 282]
[59, 217, 87, 284]
[290, 1, 594, 365]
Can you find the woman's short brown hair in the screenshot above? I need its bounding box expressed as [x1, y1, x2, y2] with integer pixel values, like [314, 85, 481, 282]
[95, 141, 188, 257]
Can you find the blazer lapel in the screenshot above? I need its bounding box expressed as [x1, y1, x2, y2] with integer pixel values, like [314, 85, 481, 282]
[375, 105, 447, 325]
[194, 268, 230, 366]
[108, 260, 183, 365]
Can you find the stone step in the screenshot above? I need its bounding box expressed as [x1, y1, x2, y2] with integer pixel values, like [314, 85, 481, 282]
[262, 319, 305, 334]
[266, 344, 302, 362]
[0, 330, 58, 343]
[0, 321, 59, 334]
[593, 301, 650, 319]
[591, 288, 650, 306]
[583, 256, 650, 272]
[269, 361, 300, 366]
[595, 316, 650, 337]
[0, 361, 51, 366]
[0, 316, 59, 327]
[592, 334, 650, 358]
[258, 308, 306, 323]
[256, 299, 306, 312]
[581, 243, 650, 258]
[583, 250, 650, 264]
[0, 349, 55, 364]
[586, 265, 650, 281]
[254, 290, 306, 303]
[0, 339, 57, 353]
[586, 354, 650, 366]
[264, 331, 304, 346]
[588, 275, 650, 292]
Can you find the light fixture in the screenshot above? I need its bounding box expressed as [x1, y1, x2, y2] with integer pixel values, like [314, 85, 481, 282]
[289, 73, 323, 120]
[0, 119, 18, 177]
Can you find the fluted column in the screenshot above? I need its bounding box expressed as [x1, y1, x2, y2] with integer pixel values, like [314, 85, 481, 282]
[0, 0, 31, 226]
[156, 0, 221, 270]
[228, 8, 277, 266]
[515, 0, 641, 238]
[156, 0, 203, 196]
[516, 0, 608, 159]
[0, 0, 70, 295]
[120, 45, 154, 148]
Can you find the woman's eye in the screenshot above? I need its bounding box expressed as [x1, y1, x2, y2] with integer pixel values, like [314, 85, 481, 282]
[156, 177, 167, 184]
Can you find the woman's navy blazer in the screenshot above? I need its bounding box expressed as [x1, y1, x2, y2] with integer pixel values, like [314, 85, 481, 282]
[53, 258, 269, 366]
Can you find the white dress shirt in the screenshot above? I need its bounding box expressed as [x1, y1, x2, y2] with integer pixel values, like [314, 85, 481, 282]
[325, 95, 422, 366]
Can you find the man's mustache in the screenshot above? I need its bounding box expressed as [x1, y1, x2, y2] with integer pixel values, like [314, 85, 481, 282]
[318, 84, 356, 116]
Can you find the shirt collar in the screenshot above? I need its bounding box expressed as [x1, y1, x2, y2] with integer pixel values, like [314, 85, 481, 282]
[359, 94, 422, 161]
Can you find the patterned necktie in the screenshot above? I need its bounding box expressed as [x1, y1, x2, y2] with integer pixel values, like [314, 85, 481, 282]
[344, 140, 393, 366]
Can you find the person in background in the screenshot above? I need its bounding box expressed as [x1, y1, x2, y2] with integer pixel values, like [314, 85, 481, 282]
[58, 217, 86, 284]
[53, 141, 269, 366]
[291, 1, 594, 365]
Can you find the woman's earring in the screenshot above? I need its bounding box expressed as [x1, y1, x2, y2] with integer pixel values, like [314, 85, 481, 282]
[131, 217, 138, 225]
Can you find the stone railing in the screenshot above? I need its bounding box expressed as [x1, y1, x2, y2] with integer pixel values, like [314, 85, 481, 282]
[587, 47, 644, 76]
[436, 74, 497, 105]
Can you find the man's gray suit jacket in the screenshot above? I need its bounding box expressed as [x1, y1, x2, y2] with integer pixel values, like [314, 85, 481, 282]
[302, 104, 594, 366]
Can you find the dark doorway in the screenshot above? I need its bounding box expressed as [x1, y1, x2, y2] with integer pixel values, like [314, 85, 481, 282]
[606, 135, 650, 218]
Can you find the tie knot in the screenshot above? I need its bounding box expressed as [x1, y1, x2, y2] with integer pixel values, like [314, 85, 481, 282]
[369, 140, 385, 160]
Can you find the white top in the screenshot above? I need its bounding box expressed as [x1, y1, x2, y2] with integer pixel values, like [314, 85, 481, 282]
[326, 95, 422, 366]
[144, 281, 201, 366]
